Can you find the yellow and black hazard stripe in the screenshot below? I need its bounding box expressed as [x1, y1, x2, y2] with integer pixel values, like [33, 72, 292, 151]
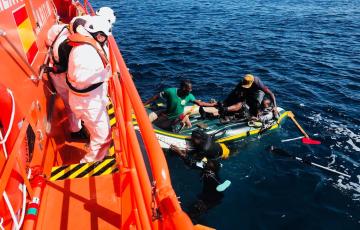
[107, 102, 117, 127]
[107, 102, 137, 127]
[108, 144, 115, 157]
[50, 156, 118, 181]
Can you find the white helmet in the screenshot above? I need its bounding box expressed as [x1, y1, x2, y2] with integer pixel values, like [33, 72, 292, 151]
[96, 7, 116, 24]
[84, 16, 112, 36]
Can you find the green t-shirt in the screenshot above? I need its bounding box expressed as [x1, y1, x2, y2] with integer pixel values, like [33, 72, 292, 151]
[160, 88, 196, 119]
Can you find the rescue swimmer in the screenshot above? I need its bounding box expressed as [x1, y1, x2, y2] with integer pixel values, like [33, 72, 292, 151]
[170, 130, 231, 218]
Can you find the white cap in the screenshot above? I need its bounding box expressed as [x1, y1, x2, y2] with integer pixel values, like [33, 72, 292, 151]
[96, 7, 116, 24]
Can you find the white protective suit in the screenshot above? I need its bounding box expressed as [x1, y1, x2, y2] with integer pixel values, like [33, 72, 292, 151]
[67, 41, 111, 163]
[46, 24, 82, 133]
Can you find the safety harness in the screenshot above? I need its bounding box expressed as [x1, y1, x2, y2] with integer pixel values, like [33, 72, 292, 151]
[65, 33, 109, 94]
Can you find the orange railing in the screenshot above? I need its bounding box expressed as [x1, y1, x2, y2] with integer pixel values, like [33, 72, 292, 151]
[107, 36, 193, 229]
[0, 119, 33, 199]
[0, 113, 43, 230]
[1, 0, 193, 228]
[83, 0, 96, 16]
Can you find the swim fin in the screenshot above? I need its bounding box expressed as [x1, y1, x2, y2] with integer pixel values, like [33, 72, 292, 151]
[216, 180, 231, 192]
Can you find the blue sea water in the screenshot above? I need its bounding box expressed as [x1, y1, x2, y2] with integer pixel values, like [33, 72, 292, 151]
[94, 0, 360, 228]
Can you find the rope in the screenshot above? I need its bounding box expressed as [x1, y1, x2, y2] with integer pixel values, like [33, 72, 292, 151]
[0, 89, 15, 146]
[0, 89, 15, 160]
[0, 218, 4, 230]
[0, 88, 29, 229]
[2, 192, 19, 229]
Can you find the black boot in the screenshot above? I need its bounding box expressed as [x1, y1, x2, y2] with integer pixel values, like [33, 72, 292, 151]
[70, 127, 89, 142]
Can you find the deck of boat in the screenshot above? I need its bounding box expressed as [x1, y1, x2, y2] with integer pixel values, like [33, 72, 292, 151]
[36, 172, 127, 229]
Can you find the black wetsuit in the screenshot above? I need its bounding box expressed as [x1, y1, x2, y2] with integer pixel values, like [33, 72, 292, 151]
[183, 157, 224, 218]
[199, 167, 224, 203]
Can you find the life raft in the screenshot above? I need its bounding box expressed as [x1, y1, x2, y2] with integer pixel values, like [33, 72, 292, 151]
[136, 104, 289, 151]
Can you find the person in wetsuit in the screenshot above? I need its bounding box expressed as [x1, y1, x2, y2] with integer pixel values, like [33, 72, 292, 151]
[170, 144, 225, 218]
[170, 130, 230, 218]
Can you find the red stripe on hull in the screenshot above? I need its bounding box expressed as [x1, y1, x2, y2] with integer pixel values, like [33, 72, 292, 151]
[13, 6, 28, 26]
[26, 42, 38, 64]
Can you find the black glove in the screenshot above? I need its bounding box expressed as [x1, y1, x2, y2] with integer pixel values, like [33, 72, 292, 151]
[218, 104, 228, 116]
[40, 64, 54, 74]
[216, 102, 223, 108]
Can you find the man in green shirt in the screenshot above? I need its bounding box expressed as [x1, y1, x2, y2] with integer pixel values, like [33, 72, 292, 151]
[144, 80, 216, 131]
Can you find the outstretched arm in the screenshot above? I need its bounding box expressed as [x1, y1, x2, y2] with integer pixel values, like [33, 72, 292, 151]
[194, 99, 217, 107]
[170, 145, 198, 168]
[219, 102, 243, 115]
[144, 93, 160, 106]
[263, 87, 278, 115]
[227, 102, 243, 112]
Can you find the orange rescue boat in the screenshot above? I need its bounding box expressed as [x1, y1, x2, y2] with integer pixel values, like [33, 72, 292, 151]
[0, 0, 213, 229]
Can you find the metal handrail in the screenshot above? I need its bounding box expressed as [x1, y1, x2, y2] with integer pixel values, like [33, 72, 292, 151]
[108, 36, 193, 229]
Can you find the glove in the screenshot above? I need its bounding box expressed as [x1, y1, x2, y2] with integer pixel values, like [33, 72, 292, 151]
[216, 102, 223, 108]
[40, 64, 54, 74]
[218, 104, 228, 116]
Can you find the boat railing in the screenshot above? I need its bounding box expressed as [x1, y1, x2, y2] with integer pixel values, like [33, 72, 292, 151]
[0, 112, 41, 230]
[1, 0, 193, 228]
[79, 1, 193, 228]
[107, 34, 193, 229]
[83, 0, 95, 16]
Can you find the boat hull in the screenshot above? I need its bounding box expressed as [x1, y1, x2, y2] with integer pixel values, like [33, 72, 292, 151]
[135, 107, 289, 150]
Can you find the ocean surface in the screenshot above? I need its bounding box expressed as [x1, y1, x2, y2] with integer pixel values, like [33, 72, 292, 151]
[95, 0, 360, 229]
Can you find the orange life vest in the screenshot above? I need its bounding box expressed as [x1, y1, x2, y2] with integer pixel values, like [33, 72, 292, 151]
[65, 33, 110, 93]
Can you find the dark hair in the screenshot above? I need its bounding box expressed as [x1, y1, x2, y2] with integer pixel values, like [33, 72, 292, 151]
[180, 79, 192, 89]
[73, 18, 87, 33]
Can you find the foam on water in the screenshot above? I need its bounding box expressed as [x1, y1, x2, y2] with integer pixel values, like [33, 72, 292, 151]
[93, 0, 360, 228]
[308, 112, 360, 154]
[335, 176, 360, 201]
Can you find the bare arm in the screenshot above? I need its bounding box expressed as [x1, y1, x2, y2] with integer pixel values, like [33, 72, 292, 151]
[170, 144, 187, 158]
[226, 102, 243, 112]
[263, 88, 277, 108]
[263, 87, 279, 115]
[144, 93, 160, 106]
[194, 100, 217, 107]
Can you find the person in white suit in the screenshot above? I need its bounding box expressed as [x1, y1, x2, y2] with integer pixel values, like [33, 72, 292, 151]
[45, 24, 85, 140]
[67, 16, 113, 163]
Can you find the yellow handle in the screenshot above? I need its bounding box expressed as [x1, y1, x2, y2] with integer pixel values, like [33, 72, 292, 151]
[287, 111, 309, 138]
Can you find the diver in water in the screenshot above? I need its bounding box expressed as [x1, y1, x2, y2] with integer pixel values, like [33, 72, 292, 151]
[189, 159, 225, 218]
[171, 144, 230, 218]
[170, 130, 231, 218]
